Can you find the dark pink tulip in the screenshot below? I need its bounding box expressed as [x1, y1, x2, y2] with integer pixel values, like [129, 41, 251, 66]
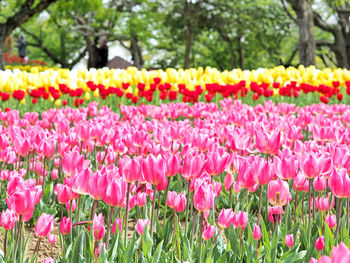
[315, 236, 325, 251]
[71, 168, 91, 195]
[256, 159, 274, 185]
[253, 224, 262, 240]
[254, 130, 281, 155]
[6, 188, 35, 216]
[62, 150, 84, 177]
[93, 213, 105, 240]
[112, 218, 122, 234]
[173, 192, 186, 213]
[60, 217, 72, 235]
[142, 154, 166, 185]
[35, 213, 55, 238]
[224, 172, 235, 191]
[39, 139, 56, 158]
[285, 234, 294, 248]
[235, 211, 248, 229]
[202, 224, 215, 240]
[274, 156, 298, 181]
[135, 218, 149, 235]
[182, 154, 206, 180]
[313, 175, 327, 192]
[325, 213, 336, 229]
[54, 184, 74, 204]
[267, 179, 292, 206]
[164, 152, 182, 177]
[236, 160, 256, 189]
[193, 181, 214, 212]
[66, 199, 76, 212]
[120, 156, 141, 183]
[293, 173, 309, 192]
[156, 177, 168, 191]
[205, 151, 229, 176]
[329, 168, 350, 198]
[0, 209, 17, 230]
[88, 170, 108, 200]
[268, 206, 284, 224]
[13, 137, 30, 157]
[51, 169, 58, 180]
[136, 192, 147, 207]
[213, 181, 222, 198]
[48, 234, 56, 244]
[218, 208, 234, 229]
[104, 177, 126, 207]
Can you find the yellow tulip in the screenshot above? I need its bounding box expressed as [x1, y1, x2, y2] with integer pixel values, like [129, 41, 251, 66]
[84, 92, 91, 101]
[54, 99, 61, 107]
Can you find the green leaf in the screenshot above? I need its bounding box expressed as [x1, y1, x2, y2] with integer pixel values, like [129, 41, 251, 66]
[72, 231, 86, 262]
[123, 235, 136, 263]
[108, 233, 119, 261]
[151, 240, 164, 263]
[270, 225, 281, 263]
[142, 227, 153, 260]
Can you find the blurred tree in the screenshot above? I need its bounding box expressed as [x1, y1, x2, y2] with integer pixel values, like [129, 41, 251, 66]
[0, 0, 57, 69]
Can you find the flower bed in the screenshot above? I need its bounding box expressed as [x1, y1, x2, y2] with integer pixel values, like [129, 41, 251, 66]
[0, 99, 349, 262]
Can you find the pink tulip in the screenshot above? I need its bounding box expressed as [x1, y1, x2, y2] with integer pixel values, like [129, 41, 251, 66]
[93, 213, 105, 240]
[267, 179, 292, 206]
[253, 224, 262, 240]
[120, 156, 140, 183]
[135, 218, 149, 235]
[202, 224, 215, 240]
[104, 177, 126, 207]
[35, 213, 55, 238]
[274, 156, 298, 181]
[309, 258, 317, 263]
[88, 170, 108, 200]
[317, 196, 330, 212]
[224, 172, 235, 191]
[60, 217, 72, 235]
[62, 150, 84, 177]
[235, 211, 248, 229]
[256, 159, 274, 185]
[193, 181, 214, 212]
[0, 209, 17, 230]
[6, 188, 35, 216]
[268, 206, 284, 224]
[48, 234, 56, 244]
[236, 160, 256, 189]
[329, 168, 350, 198]
[71, 168, 91, 195]
[39, 139, 56, 158]
[43, 257, 55, 263]
[182, 154, 206, 180]
[136, 192, 147, 207]
[51, 169, 58, 180]
[142, 154, 166, 185]
[330, 242, 350, 262]
[313, 175, 327, 192]
[300, 153, 332, 179]
[315, 236, 325, 251]
[293, 173, 309, 192]
[218, 208, 234, 229]
[112, 218, 122, 234]
[205, 151, 229, 176]
[254, 130, 280, 155]
[54, 184, 74, 204]
[325, 213, 336, 229]
[164, 153, 182, 177]
[285, 234, 294, 248]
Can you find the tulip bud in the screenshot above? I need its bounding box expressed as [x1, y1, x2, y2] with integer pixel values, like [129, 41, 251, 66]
[285, 234, 294, 248]
[315, 236, 325, 251]
[253, 224, 262, 240]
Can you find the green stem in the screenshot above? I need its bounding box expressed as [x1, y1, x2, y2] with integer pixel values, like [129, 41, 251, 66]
[163, 176, 171, 224]
[335, 198, 342, 239]
[184, 180, 191, 235]
[257, 185, 262, 225]
[106, 206, 115, 249]
[199, 212, 203, 263]
[150, 186, 157, 238]
[124, 183, 131, 247]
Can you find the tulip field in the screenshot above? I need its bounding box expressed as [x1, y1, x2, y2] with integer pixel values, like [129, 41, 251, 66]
[0, 66, 350, 263]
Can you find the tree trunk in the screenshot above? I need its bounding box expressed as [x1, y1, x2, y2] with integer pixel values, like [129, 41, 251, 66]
[130, 33, 144, 69]
[228, 41, 236, 69]
[237, 36, 244, 69]
[184, 24, 193, 69]
[288, 0, 315, 66]
[0, 35, 6, 69]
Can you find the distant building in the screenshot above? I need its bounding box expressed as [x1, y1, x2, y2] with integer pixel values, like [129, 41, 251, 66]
[107, 56, 133, 69]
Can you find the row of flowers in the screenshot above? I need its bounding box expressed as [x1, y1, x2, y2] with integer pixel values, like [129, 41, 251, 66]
[0, 99, 349, 262]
